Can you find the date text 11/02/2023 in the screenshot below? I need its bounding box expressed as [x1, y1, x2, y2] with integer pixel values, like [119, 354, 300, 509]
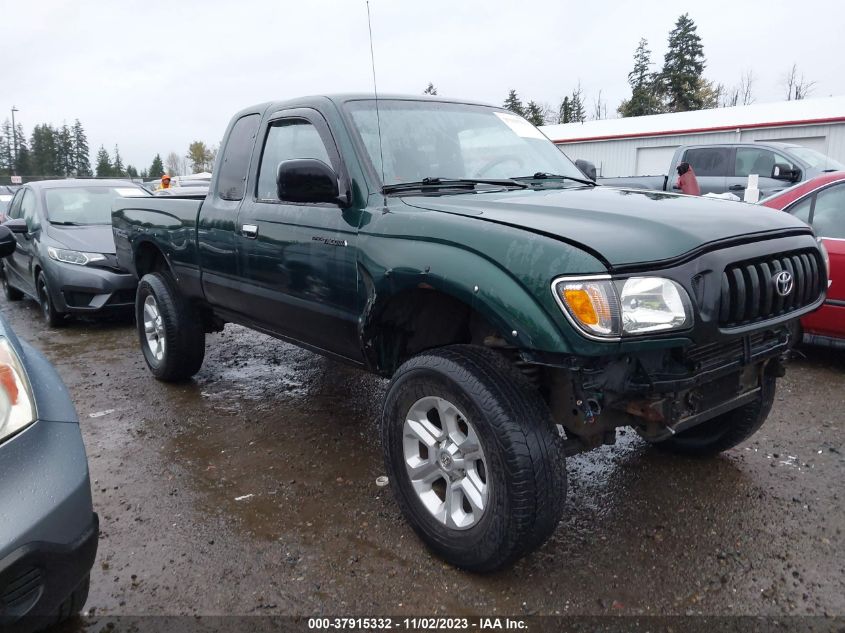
[306, 617, 528, 630]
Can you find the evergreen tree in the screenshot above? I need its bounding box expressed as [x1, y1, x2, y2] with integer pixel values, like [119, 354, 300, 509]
[112, 145, 124, 177]
[148, 154, 164, 178]
[503, 90, 525, 116]
[186, 141, 213, 173]
[558, 97, 572, 124]
[618, 38, 663, 117]
[72, 119, 91, 176]
[0, 120, 12, 175]
[58, 124, 74, 176]
[524, 101, 545, 127]
[661, 14, 707, 112]
[95, 146, 112, 177]
[126, 164, 138, 178]
[14, 124, 30, 176]
[423, 82, 437, 95]
[570, 84, 586, 123]
[30, 124, 60, 177]
[140, 168, 149, 179]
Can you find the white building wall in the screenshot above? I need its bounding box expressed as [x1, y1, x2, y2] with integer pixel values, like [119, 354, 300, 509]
[556, 122, 845, 178]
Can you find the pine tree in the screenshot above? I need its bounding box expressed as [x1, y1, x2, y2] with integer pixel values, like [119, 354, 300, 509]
[570, 84, 586, 123]
[618, 38, 663, 117]
[58, 124, 74, 176]
[14, 124, 30, 176]
[661, 14, 707, 112]
[0, 120, 12, 175]
[148, 154, 164, 178]
[557, 97, 572, 124]
[95, 146, 112, 177]
[423, 82, 437, 95]
[503, 90, 525, 116]
[112, 145, 124, 177]
[140, 169, 149, 179]
[524, 101, 545, 126]
[30, 124, 60, 177]
[72, 119, 91, 176]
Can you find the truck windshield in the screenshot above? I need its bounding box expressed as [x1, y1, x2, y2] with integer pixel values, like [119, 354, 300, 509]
[344, 99, 586, 187]
[787, 147, 845, 171]
[45, 186, 148, 225]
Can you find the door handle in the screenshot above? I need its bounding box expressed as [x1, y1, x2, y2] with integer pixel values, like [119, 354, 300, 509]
[241, 224, 258, 239]
[729, 184, 745, 191]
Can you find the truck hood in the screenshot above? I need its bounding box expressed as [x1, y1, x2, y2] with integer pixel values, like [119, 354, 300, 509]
[401, 186, 811, 268]
[45, 224, 116, 254]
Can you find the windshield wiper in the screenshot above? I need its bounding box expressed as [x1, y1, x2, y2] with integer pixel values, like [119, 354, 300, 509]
[49, 220, 85, 226]
[382, 177, 528, 194]
[514, 172, 597, 187]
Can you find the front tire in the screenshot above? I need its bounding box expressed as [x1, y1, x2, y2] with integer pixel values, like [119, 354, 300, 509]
[651, 374, 776, 457]
[136, 272, 205, 382]
[382, 345, 566, 572]
[37, 272, 65, 327]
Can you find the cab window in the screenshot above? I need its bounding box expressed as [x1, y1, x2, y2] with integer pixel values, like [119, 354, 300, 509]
[256, 120, 332, 201]
[683, 147, 730, 177]
[216, 114, 260, 201]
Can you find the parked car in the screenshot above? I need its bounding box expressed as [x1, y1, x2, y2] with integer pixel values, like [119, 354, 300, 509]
[598, 143, 845, 197]
[761, 172, 842, 348]
[0, 186, 20, 222]
[112, 95, 826, 572]
[1, 180, 149, 327]
[0, 225, 97, 632]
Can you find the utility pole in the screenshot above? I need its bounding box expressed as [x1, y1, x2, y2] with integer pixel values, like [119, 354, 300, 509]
[10, 106, 19, 177]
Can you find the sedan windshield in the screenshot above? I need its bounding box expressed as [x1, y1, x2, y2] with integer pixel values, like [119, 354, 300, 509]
[44, 186, 148, 225]
[344, 99, 586, 187]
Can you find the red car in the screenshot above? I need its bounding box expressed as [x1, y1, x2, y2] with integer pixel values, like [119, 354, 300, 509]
[762, 172, 843, 348]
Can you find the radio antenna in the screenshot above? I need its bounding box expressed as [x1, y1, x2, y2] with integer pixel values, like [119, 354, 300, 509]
[366, 1, 387, 198]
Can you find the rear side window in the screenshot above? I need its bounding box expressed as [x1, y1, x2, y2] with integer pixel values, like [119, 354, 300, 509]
[216, 114, 260, 201]
[256, 120, 332, 201]
[684, 148, 730, 177]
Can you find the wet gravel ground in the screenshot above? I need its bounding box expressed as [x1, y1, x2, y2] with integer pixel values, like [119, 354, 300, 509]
[2, 297, 844, 619]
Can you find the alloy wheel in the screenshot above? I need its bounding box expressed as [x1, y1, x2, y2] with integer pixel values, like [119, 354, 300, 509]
[142, 294, 166, 361]
[402, 396, 489, 530]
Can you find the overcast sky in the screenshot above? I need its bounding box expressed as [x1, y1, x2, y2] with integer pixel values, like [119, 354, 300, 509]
[3, 0, 843, 172]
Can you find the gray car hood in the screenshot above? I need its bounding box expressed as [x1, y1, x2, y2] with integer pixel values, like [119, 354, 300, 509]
[46, 224, 116, 254]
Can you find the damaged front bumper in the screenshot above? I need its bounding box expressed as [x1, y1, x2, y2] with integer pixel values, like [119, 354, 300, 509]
[544, 325, 792, 453]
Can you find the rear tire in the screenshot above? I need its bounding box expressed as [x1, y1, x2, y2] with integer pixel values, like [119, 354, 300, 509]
[0, 264, 23, 301]
[382, 345, 566, 572]
[651, 374, 776, 457]
[136, 272, 205, 382]
[37, 272, 65, 328]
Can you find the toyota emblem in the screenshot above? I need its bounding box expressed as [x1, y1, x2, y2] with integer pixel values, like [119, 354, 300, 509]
[773, 270, 794, 297]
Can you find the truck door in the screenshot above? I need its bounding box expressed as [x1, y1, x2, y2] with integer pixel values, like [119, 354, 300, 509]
[728, 147, 799, 199]
[678, 147, 730, 195]
[235, 108, 362, 361]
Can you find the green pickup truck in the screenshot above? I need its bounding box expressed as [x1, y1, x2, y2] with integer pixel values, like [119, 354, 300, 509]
[112, 95, 828, 571]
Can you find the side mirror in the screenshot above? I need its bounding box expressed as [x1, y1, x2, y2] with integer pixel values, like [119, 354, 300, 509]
[772, 163, 800, 182]
[276, 159, 346, 206]
[574, 159, 597, 181]
[3, 218, 27, 234]
[0, 225, 17, 258]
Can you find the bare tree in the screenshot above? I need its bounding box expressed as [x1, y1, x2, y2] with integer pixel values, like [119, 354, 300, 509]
[165, 151, 181, 176]
[783, 64, 817, 101]
[591, 90, 608, 120]
[721, 70, 754, 108]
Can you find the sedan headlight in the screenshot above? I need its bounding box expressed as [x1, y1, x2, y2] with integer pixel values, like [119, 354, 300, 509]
[47, 246, 106, 266]
[553, 275, 692, 339]
[0, 337, 35, 443]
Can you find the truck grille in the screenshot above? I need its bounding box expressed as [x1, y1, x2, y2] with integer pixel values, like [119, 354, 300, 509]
[718, 248, 823, 328]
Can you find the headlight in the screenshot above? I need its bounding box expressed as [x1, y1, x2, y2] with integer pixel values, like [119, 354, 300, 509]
[0, 337, 35, 443]
[553, 275, 692, 339]
[47, 246, 106, 266]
